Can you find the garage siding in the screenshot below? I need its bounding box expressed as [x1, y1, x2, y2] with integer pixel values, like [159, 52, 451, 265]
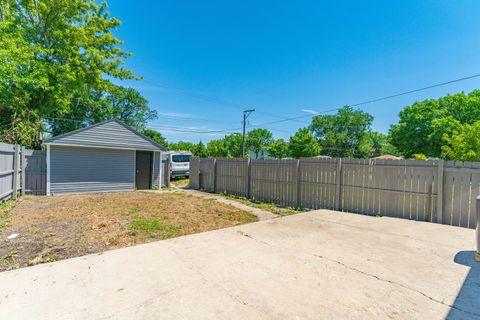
[50, 146, 135, 195]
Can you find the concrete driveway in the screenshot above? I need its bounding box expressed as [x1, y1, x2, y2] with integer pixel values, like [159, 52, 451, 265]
[0, 210, 478, 320]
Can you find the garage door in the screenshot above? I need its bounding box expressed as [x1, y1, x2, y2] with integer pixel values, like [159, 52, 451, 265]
[50, 146, 135, 195]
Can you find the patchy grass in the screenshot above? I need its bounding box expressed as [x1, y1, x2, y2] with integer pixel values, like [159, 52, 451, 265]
[170, 178, 190, 188]
[220, 193, 302, 216]
[0, 199, 17, 234]
[0, 191, 257, 272]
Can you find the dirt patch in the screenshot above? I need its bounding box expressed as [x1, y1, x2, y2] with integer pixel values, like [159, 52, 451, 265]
[170, 178, 189, 188]
[0, 192, 257, 271]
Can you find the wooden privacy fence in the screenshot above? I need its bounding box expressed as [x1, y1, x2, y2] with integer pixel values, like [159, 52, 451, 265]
[0, 142, 46, 201]
[190, 157, 480, 229]
[161, 154, 171, 188]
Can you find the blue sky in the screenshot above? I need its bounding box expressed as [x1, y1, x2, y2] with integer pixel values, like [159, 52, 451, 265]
[108, 0, 480, 143]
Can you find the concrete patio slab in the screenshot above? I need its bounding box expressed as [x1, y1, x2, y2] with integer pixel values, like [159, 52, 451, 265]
[0, 210, 478, 320]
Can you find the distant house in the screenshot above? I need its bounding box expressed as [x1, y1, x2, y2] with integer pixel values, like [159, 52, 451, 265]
[248, 150, 274, 160]
[43, 119, 167, 195]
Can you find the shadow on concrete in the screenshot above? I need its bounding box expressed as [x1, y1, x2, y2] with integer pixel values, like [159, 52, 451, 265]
[446, 251, 480, 319]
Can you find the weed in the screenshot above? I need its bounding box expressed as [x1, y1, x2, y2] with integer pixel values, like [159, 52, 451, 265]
[121, 209, 141, 218]
[105, 235, 119, 245]
[130, 219, 178, 233]
[30, 226, 41, 235]
[222, 193, 299, 216]
[0, 250, 18, 268]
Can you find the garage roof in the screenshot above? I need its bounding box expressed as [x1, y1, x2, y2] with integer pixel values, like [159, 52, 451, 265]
[43, 119, 167, 151]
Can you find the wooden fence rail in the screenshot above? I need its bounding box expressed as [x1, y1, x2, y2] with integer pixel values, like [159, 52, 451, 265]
[190, 156, 480, 229]
[0, 142, 46, 201]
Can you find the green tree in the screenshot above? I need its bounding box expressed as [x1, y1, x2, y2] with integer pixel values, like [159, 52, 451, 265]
[193, 141, 208, 157]
[268, 139, 289, 159]
[389, 90, 480, 158]
[169, 141, 195, 152]
[246, 128, 273, 159]
[289, 128, 321, 158]
[442, 121, 480, 161]
[224, 133, 243, 158]
[48, 86, 157, 137]
[106, 86, 157, 130]
[359, 131, 400, 157]
[310, 106, 373, 157]
[206, 139, 228, 157]
[143, 129, 168, 147]
[0, 0, 141, 147]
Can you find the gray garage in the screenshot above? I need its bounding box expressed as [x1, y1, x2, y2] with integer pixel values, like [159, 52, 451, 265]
[43, 119, 167, 195]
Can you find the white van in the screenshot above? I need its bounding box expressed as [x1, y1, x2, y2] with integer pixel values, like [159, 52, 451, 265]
[169, 151, 192, 178]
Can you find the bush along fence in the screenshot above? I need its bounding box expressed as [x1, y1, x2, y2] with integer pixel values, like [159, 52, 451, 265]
[0, 142, 46, 201]
[189, 157, 480, 229]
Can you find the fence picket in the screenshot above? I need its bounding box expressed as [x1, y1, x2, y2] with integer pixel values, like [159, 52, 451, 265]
[190, 156, 480, 229]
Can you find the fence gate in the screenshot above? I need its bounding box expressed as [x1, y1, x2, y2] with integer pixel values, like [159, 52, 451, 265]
[199, 158, 216, 192]
[24, 149, 46, 195]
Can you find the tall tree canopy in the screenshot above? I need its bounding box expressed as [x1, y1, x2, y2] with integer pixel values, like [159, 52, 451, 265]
[193, 141, 208, 157]
[143, 129, 168, 147]
[442, 121, 480, 161]
[289, 128, 321, 158]
[206, 139, 228, 157]
[246, 128, 273, 159]
[168, 141, 196, 152]
[359, 131, 399, 157]
[268, 139, 289, 159]
[223, 133, 243, 158]
[309, 106, 373, 157]
[0, 0, 155, 148]
[389, 90, 480, 158]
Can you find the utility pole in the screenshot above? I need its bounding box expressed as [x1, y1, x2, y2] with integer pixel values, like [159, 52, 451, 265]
[242, 109, 255, 158]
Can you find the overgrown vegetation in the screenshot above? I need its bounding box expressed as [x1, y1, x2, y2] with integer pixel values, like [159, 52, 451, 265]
[0, 198, 16, 234]
[220, 192, 301, 216]
[0, 0, 157, 148]
[0, 192, 257, 271]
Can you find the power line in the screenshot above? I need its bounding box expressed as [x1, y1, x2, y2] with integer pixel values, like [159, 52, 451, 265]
[250, 73, 480, 128]
[138, 80, 313, 125]
[25, 72, 480, 138]
[349, 73, 480, 108]
[139, 80, 247, 111]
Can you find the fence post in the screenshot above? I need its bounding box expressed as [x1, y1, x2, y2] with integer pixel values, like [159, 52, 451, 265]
[436, 160, 444, 224]
[213, 158, 217, 193]
[335, 158, 342, 210]
[12, 145, 19, 200]
[296, 159, 301, 208]
[246, 158, 251, 199]
[476, 196, 480, 262]
[21, 146, 26, 196]
[165, 156, 171, 188]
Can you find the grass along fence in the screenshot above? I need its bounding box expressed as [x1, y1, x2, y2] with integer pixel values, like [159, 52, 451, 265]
[189, 157, 480, 229]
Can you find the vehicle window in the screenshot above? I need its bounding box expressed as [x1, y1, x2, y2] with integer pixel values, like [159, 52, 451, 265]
[172, 155, 191, 163]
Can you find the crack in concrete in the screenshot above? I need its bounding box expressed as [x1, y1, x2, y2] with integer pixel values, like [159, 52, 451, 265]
[166, 246, 251, 308]
[96, 287, 179, 320]
[236, 230, 480, 318]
